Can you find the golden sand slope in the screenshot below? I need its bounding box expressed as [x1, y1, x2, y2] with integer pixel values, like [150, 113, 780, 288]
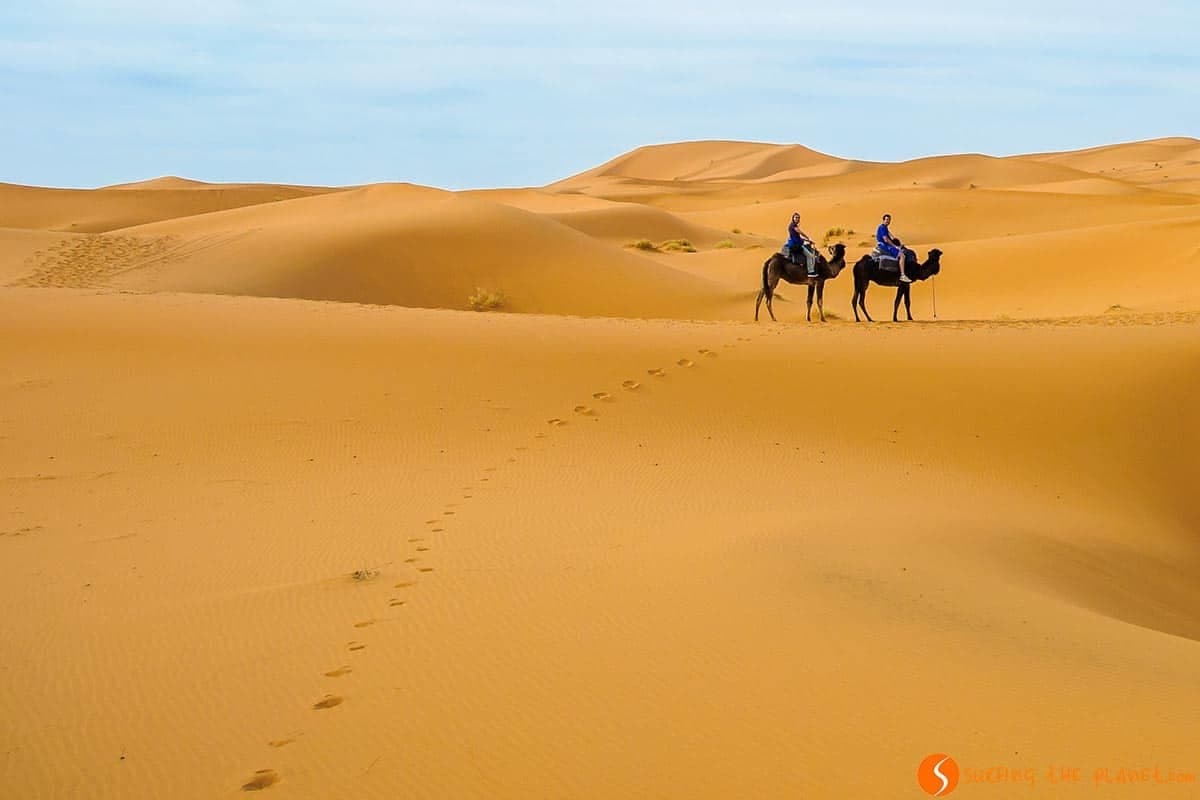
[1026, 137, 1200, 193]
[5, 184, 735, 318]
[2, 289, 1197, 799]
[0, 180, 336, 233]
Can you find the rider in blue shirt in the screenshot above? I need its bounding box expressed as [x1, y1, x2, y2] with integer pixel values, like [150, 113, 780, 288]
[786, 212, 817, 277]
[876, 213, 912, 283]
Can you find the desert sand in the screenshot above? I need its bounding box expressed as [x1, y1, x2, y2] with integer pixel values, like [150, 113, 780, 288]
[1, 138, 1198, 799]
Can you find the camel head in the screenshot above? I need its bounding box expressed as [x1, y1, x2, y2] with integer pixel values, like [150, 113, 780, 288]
[827, 242, 848, 276]
[925, 248, 943, 278]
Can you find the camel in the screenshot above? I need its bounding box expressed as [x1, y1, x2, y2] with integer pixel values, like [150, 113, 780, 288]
[851, 248, 943, 322]
[755, 243, 848, 322]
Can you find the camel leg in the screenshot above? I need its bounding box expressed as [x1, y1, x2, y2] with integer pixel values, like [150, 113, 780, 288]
[816, 280, 826, 322]
[806, 281, 815, 322]
[764, 276, 778, 322]
[859, 285, 874, 322]
[893, 287, 904, 322]
[903, 285, 913, 321]
[754, 289, 763, 321]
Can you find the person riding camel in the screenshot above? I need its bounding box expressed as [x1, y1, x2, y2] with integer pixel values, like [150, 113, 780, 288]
[876, 213, 912, 283]
[785, 212, 818, 278]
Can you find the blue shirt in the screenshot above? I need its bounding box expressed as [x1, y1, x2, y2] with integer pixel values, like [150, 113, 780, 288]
[876, 223, 891, 245]
[787, 221, 803, 247]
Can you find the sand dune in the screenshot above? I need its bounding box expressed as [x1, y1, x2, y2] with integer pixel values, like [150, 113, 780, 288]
[0, 180, 336, 233]
[104, 175, 229, 190]
[3, 136, 1200, 799]
[11, 183, 732, 318]
[560, 139, 847, 182]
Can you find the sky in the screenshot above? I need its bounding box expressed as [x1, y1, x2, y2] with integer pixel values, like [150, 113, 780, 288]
[1, 1, 1197, 189]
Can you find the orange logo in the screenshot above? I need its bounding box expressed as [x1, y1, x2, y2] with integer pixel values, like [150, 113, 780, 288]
[918, 753, 960, 796]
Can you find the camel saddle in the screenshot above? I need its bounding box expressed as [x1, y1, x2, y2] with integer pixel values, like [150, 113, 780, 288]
[870, 247, 900, 272]
[783, 244, 817, 271]
[871, 246, 916, 272]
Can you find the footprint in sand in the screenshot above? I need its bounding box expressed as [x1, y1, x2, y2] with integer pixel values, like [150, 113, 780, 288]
[353, 620, 375, 629]
[418, 566, 434, 573]
[431, 527, 445, 532]
[416, 546, 430, 552]
[677, 358, 695, 368]
[699, 349, 717, 358]
[443, 510, 455, 516]
[324, 666, 352, 678]
[268, 737, 297, 748]
[647, 368, 666, 377]
[241, 769, 280, 791]
[574, 405, 596, 416]
[547, 418, 567, 427]
[389, 599, 406, 607]
[404, 557, 418, 564]
[409, 537, 425, 543]
[592, 391, 614, 402]
[348, 642, 367, 652]
[313, 695, 343, 710]
[394, 581, 415, 589]
[622, 380, 642, 391]
[425, 519, 439, 525]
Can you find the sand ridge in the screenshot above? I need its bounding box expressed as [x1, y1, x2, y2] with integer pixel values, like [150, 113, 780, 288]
[3, 136, 1198, 321]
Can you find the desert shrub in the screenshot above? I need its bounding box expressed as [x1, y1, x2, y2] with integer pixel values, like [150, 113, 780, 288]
[715, 239, 735, 249]
[731, 227, 743, 234]
[823, 227, 847, 243]
[628, 239, 658, 251]
[468, 288, 505, 311]
[660, 239, 696, 253]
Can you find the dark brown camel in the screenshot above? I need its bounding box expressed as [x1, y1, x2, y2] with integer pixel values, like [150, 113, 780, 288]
[851, 248, 943, 322]
[755, 243, 848, 322]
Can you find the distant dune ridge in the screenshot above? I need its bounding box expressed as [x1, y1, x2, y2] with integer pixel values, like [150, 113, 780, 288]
[1, 137, 1199, 799]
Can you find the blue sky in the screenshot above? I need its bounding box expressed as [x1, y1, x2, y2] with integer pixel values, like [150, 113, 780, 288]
[2, 1, 1196, 189]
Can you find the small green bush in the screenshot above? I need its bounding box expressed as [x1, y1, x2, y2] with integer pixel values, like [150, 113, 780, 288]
[468, 288, 505, 311]
[660, 239, 696, 253]
[715, 239, 735, 249]
[628, 239, 658, 251]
